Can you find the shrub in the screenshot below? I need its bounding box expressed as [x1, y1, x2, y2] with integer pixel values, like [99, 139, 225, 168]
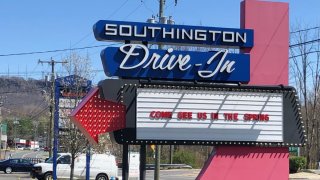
[173, 150, 196, 168]
[289, 156, 306, 173]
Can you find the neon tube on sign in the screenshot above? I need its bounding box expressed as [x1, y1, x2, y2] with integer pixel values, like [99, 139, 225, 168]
[100, 44, 250, 82]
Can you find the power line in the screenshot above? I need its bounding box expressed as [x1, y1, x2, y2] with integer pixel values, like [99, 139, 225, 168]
[70, 0, 129, 47]
[142, 0, 155, 14]
[64, 0, 129, 50]
[0, 26, 318, 59]
[0, 87, 47, 95]
[1, 106, 29, 117]
[28, 98, 48, 119]
[290, 26, 320, 34]
[289, 26, 320, 59]
[108, 0, 130, 19]
[38, 58, 67, 159]
[0, 71, 44, 75]
[289, 38, 320, 48]
[0, 43, 120, 57]
[289, 50, 320, 59]
[28, 106, 50, 121]
[124, 3, 143, 20]
[2, 0, 137, 61]
[0, 69, 105, 77]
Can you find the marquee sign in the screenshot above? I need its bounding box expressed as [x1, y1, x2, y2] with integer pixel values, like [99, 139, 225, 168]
[100, 44, 250, 82]
[136, 88, 283, 142]
[93, 20, 254, 48]
[98, 79, 305, 146]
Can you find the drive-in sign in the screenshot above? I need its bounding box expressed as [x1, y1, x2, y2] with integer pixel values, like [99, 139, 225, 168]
[95, 20, 252, 83]
[70, 18, 305, 147]
[100, 44, 250, 82]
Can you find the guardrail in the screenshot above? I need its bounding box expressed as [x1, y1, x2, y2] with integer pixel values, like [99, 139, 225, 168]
[118, 163, 192, 170]
[146, 164, 192, 170]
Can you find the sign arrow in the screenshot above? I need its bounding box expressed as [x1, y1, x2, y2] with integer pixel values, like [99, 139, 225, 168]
[70, 87, 126, 145]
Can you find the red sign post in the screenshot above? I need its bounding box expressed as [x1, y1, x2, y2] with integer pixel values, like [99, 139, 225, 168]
[197, 0, 290, 179]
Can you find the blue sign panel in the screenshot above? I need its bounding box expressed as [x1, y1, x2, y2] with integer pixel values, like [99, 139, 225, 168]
[100, 44, 250, 83]
[94, 20, 254, 48]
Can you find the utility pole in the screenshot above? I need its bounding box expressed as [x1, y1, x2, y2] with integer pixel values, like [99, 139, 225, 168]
[39, 58, 66, 156]
[13, 118, 19, 150]
[0, 96, 7, 158]
[154, 1, 165, 180]
[86, 141, 91, 180]
[0, 98, 3, 158]
[38, 58, 67, 180]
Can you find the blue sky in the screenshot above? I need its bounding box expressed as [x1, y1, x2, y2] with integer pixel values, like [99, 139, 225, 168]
[0, 0, 319, 84]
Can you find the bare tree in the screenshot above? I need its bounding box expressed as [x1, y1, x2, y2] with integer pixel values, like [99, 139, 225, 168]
[290, 24, 320, 168]
[59, 52, 94, 180]
[58, 51, 125, 179]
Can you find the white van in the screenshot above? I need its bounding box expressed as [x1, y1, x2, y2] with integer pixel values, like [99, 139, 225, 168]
[31, 153, 118, 180]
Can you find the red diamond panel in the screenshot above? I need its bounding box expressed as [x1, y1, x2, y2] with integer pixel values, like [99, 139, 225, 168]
[70, 87, 126, 145]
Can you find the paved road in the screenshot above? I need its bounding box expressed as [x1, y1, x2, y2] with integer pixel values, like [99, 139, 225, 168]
[145, 169, 199, 180]
[0, 169, 199, 180]
[1, 150, 49, 160]
[0, 170, 317, 180]
[0, 172, 31, 180]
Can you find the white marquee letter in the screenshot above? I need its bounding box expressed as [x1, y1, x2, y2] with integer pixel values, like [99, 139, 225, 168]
[119, 25, 132, 36]
[195, 30, 206, 41]
[222, 31, 234, 43]
[105, 24, 117, 36]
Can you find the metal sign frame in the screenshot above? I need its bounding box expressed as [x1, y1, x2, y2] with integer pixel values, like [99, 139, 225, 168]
[99, 79, 305, 147]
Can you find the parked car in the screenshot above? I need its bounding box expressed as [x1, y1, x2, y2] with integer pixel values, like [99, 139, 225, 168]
[31, 153, 118, 180]
[17, 146, 24, 150]
[0, 158, 34, 173]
